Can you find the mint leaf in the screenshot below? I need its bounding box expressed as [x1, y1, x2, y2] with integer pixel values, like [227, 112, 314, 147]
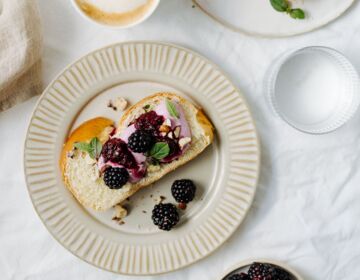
[270, 0, 289, 12]
[73, 137, 102, 159]
[289, 8, 305, 19]
[74, 142, 91, 153]
[149, 142, 170, 160]
[165, 99, 179, 119]
[89, 137, 102, 159]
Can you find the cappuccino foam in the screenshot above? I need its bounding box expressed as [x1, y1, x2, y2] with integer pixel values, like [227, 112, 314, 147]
[75, 0, 157, 26]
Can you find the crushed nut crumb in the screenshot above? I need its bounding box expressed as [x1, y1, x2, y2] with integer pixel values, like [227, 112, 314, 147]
[173, 126, 181, 138]
[113, 204, 128, 220]
[107, 100, 116, 111]
[113, 97, 128, 111]
[159, 124, 171, 133]
[154, 195, 166, 204]
[179, 137, 191, 149]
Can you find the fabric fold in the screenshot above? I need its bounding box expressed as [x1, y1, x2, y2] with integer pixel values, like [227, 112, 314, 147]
[0, 0, 42, 112]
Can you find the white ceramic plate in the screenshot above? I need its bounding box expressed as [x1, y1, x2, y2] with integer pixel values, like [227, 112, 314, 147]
[24, 42, 260, 275]
[194, 0, 354, 37]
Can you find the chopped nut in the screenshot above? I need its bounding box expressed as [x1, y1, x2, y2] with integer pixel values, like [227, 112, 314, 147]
[179, 137, 191, 149]
[173, 126, 181, 138]
[154, 195, 166, 204]
[112, 217, 125, 225]
[98, 126, 114, 143]
[107, 100, 117, 111]
[113, 205, 128, 219]
[159, 125, 171, 133]
[113, 97, 128, 111]
[168, 132, 173, 139]
[160, 132, 167, 137]
[163, 119, 171, 127]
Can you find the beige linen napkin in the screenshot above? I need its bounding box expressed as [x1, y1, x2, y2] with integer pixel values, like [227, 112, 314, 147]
[0, 0, 42, 112]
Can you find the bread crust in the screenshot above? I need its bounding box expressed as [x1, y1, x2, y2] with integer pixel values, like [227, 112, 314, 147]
[61, 93, 214, 211]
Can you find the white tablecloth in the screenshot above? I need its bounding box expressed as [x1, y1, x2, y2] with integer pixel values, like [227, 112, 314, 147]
[1, 1, 360, 279]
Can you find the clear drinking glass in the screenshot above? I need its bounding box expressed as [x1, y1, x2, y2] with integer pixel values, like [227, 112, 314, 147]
[266, 46, 360, 134]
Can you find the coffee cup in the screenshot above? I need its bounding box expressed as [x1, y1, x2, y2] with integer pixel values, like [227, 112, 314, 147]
[71, 0, 160, 28]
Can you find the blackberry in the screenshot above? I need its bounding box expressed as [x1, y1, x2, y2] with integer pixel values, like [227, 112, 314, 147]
[128, 130, 154, 153]
[101, 138, 137, 169]
[228, 273, 250, 280]
[248, 263, 272, 280]
[134, 111, 164, 132]
[152, 203, 179, 231]
[103, 167, 129, 189]
[269, 267, 292, 280]
[248, 263, 292, 280]
[171, 179, 196, 203]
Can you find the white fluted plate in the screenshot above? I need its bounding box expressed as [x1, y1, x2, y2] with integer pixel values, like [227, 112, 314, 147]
[24, 42, 260, 275]
[194, 0, 354, 37]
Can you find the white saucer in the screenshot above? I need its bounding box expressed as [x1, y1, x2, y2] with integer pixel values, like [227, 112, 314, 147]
[194, 0, 354, 37]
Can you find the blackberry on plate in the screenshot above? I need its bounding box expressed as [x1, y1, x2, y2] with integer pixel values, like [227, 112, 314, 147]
[128, 130, 154, 153]
[171, 179, 196, 203]
[103, 167, 129, 189]
[152, 203, 179, 231]
[101, 138, 137, 169]
[228, 273, 250, 280]
[248, 262, 292, 280]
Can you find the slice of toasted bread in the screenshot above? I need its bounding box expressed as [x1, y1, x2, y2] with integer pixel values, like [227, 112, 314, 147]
[61, 93, 214, 211]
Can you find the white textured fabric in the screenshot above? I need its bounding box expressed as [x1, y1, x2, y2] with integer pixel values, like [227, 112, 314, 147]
[0, 0, 42, 112]
[1, 1, 360, 279]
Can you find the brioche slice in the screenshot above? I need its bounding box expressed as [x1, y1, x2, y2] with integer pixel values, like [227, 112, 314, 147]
[61, 93, 214, 211]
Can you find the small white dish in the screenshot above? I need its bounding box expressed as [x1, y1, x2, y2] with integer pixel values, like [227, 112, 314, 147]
[219, 259, 304, 280]
[71, 0, 160, 29]
[267, 46, 360, 134]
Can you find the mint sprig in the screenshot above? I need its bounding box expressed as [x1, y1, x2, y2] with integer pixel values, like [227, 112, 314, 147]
[270, 0, 305, 20]
[149, 142, 170, 160]
[74, 137, 102, 159]
[165, 99, 179, 119]
[270, 0, 288, 12]
[289, 8, 305, 19]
